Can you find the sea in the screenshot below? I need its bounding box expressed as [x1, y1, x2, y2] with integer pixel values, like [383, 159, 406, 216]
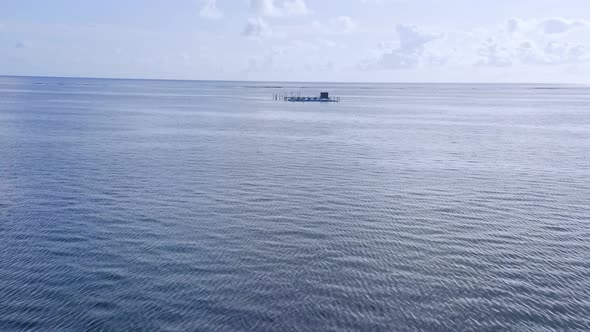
[0, 76, 589, 331]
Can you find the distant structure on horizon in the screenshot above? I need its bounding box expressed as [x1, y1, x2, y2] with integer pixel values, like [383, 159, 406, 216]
[273, 91, 340, 103]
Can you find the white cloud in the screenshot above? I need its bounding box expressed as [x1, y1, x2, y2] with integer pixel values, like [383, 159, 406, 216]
[476, 38, 513, 67]
[250, 0, 280, 17]
[477, 17, 590, 67]
[505, 17, 589, 36]
[363, 17, 590, 71]
[242, 18, 271, 39]
[507, 18, 520, 34]
[199, 0, 222, 20]
[363, 24, 443, 69]
[540, 18, 586, 34]
[396, 24, 440, 51]
[544, 41, 586, 63]
[305, 16, 357, 35]
[283, 0, 309, 16]
[250, 0, 310, 17]
[329, 16, 357, 33]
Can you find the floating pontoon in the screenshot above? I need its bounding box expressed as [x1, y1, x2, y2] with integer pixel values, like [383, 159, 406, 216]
[273, 91, 340, 103]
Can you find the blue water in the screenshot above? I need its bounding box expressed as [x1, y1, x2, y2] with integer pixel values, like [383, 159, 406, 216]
[0, 76, 589, 331]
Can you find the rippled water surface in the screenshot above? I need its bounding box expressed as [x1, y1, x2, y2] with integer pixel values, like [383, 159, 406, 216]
[1, 76, 589, 331]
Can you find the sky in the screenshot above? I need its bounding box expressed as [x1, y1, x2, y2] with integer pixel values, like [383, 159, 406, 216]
[2, 0, 590, 82]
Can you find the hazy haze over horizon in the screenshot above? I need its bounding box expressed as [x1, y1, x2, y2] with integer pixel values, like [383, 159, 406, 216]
[3, 0, 590, 83]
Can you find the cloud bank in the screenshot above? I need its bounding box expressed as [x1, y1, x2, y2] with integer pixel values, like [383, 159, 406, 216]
[363, 17, 590, 70]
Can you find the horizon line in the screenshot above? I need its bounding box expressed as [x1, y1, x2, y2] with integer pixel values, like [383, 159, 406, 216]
[0, 74, 586, 86]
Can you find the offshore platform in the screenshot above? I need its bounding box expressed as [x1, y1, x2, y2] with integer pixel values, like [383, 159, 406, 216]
[273, 91, 340, 103]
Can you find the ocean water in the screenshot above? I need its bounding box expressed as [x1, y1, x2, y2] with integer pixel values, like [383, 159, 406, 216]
[0, 76, 589, 331]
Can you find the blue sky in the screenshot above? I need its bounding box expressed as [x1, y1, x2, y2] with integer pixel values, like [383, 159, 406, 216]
[2, 0, 590, 82]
